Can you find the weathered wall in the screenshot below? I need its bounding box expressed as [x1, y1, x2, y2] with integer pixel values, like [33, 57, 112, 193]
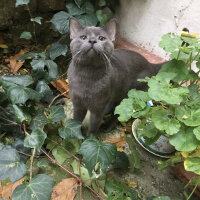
[115, 0, 200, 58]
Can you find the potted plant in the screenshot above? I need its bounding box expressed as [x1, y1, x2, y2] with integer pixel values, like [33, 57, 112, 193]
[114, 31, 200, 197]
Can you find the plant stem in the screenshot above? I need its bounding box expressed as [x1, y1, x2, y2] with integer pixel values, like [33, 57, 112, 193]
[30, 148, 36, 182]
[26, 4, 37, 45]
[0, 116, 19, 126]
[189, 53, 193, 70]
[17, 150, 46, 158]
[78, 159, 82, 200]
[177, 50, 181, 60]
[0, 106, 12, 115]
[186, 184, 197, 200]
[48, 91, 68, 108]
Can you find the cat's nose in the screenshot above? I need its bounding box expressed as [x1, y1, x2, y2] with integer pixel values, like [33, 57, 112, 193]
[88, 39, 97, 45]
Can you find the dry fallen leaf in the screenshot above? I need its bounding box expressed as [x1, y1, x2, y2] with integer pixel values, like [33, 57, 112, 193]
[103, 132, 126, 147]
[51, 78, 70, 98]
[0, 177, 25, 199]
[7, 49, 27, 74]
[51, 178, 78, 200]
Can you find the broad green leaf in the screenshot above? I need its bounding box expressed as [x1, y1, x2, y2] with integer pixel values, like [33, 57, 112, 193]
[44, 60, 59, 81]
[7, 85, 42, 104]
[98, 0, 106, 6]
[186, 85, 200, 107]
[79, 135, 117, 177]
[12, 174, 55, 200]
[66, 2, 84, 15]
[128, 89, 150, 101]
[13, 105, 31, 124]
[184, 157, 200, 175]
[0, 145, 26, 182]
[81, 2, 95, 13]
[20, 32, 32, 39]
[31, 17, 43, 24]
[137, 122, 159, 138]
[76, 13, 98, 27]
[113, 151, 130, 170]
[96, 10, 109, 26]
[52, 146, 71, 164]
[169, 128, 199, 152]
[37, 158, 48, 168]
[48, 105, 66, 123]
[175, 105, 200, 126]
[1, 75, 34, 87]
[114, 98, 133, 122]
[30, 110, 49, 130]
[18, 52, 37, 61]
[15, 0, 30, 7]
[193, 126, 200, 141]
[152, 108, 180, 135]
[50, 11, 70, 34]
[74, 0, 83, 8]
[170, 50, 190, 61]
[24, 129, 47, 151]
[196, 61, 200, 69]
[159, 60, 188, 82]
[48, 42, 68, 60]
[159, 33, 182, 53]
[58, 119, 84, 139]
[132, 106, 150, 118]
[35, 80, 53, 100]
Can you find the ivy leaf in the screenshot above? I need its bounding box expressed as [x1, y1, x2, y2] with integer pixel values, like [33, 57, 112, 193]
[52, 146, 71, 164]
[12, 174, 55, 200]
[74, 0, 83, 8]
[193, 126, 200, 141]
[15, 0, 30, 7]
[184, 158, 200, 175]
[20, 32, 32, 39]
[114, 98, 133, 122]
[81, 2, 95, 13]
[48, 105, 66, 123]
[169, 128, 199, 152]
[30, 16, 43, 25]
[50, 11, 70, 34]
[66, 2, 84, 16]
[48, 42, 68, 60]
[24, 129, 47, 151]
[58, 119, 84, 139]
[159, 33, 182, 53]
[152, 108, 180, 135]
[159, 60, 188, 82]
[7, 85, 42, 104]
[96, 10, 109, 26]
[0, 144, 26, 182]
[98, 0, 106, 6]
[30, 110, 49, 130]
[79, 135, 117, 177]
[1, 75, 34, 87]
[18, 52, 37, 61]
[13, 105, 32, 124]
[76, 13, 98, 27]
[175, 105, 200, 127]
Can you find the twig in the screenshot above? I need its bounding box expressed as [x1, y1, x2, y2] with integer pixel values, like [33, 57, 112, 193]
[23, 122, 30, 136]
[186, 184, 197, 200]
[17, 150, 46, 158]
[0, 106, 12, 115]
[41, 149, 105, 200]
[48, 91, 68, 108]
[79, 159, 82, 200]
[30, 148, 36, 181]
[0, 116, 19, 126]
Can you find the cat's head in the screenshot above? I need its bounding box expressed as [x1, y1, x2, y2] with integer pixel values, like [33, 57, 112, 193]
[69, 17, 116, 64]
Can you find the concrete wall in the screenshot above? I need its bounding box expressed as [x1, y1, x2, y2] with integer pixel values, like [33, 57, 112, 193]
[115, 0, 200, 59]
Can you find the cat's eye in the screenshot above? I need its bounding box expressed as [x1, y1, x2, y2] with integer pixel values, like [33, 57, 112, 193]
[98, 36, 106, 41]
[80, 35, 87, 40]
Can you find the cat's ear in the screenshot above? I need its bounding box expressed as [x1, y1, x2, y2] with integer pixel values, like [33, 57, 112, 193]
[103, 19, 117, 42]
[69, 17, 83, 39]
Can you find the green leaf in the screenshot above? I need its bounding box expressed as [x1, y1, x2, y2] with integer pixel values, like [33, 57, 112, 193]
[184, 157, 200, 175]
[137, 122, 159, 138]
[113, 151, 130, 170]
[186, 176, 200, 187]
[66, 2, 84, 15]
[169, 128, 199, 152]
[76, 13, 98, 27]
[152, 108, 180, 135]
[128, 89, 150, 101]
[1, 75, 34, 87]
[96, 10, 109, 26]
[170, 51, 190, 61]
[31, 17, 43, 25]
[74, 0, 83, 8]
[81, 2, 95, 13]
[159, 60, 188, 82]
[193, 126, 200, 141]
[52, 146, 71, 164]
[175, 105, 200, 127]
[37, 158, 48, 168]
[20, 32, 32, 40]
[24, 129, 47, 151]
[58, 119, 84, 139]
[30, 110, 49, 130]
[159, 33, 182, 53]
[15, 0, 30, 7]
[79, 135, 117, 177]
[35, 80, 53, 100]
[50, 11, 70, 34]
[153, 197, 171, 200]
[48, 42, 68, 60]
[0, 145, 26, 182]
[132, 106, 150, 118]
[12, 174, 55, 200]
[98, 0, 106, 7]
[196, 61, 200, 69]
[18, 52, 37, 61]
[48, 105, 66, 123]
[7, 85, 41, 104]
[13, 105, 31, 124]
[114, 98, 133, 122]
[187, 85, 200, 107]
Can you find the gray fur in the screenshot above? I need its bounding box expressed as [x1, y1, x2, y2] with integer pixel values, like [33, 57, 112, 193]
[68, 18, 162, 135]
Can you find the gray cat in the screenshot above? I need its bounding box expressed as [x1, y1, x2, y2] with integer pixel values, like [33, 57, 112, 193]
[68, 17, 163, 135]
